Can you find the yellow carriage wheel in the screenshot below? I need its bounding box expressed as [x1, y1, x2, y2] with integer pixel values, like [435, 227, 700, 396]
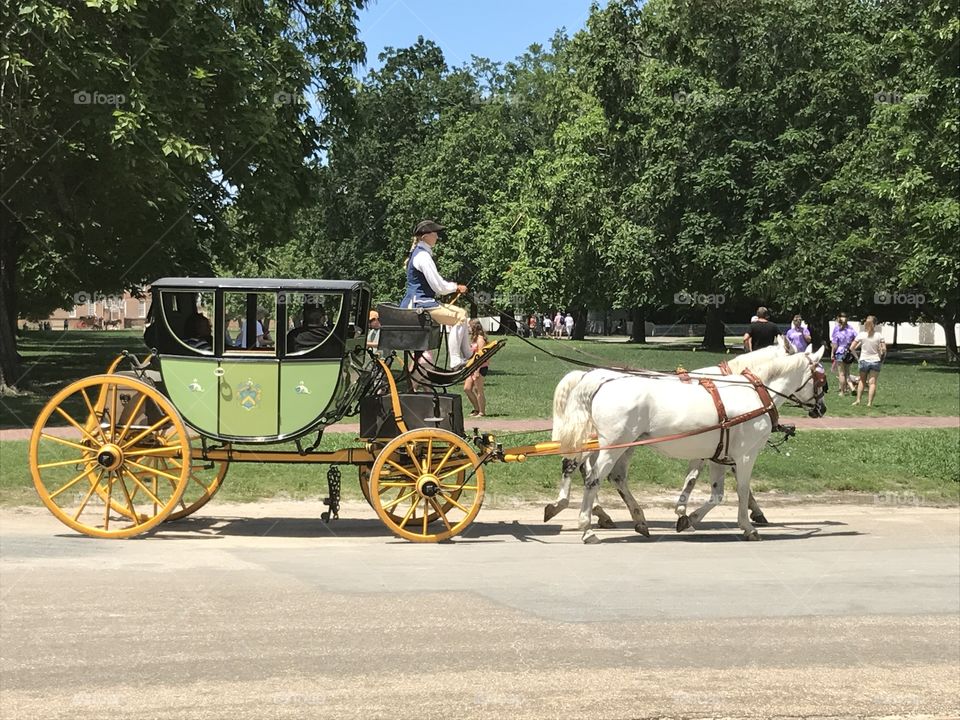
[359, 462, 464, 525]
[369, 428, 484, 542]
[93, 373, 227, 522]
[106, 436, 228, 522]
[29, 375, 191, 538]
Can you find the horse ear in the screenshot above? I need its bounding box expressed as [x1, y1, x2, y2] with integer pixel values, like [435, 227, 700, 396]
[811, 345, 825, 363]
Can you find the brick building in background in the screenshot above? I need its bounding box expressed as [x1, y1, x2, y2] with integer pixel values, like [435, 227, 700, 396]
[20, 291, 148, 331]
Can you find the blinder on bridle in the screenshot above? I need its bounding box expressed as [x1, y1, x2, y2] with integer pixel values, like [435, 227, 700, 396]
[789, 357, 827, 418]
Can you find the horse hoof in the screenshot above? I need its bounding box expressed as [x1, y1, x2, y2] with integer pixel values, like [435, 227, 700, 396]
[595, 513, 616, 530]
[676, 515, 692, 533]
[582, 530, 601, 545]
[745, 530, 761, 541]
[751, 512, 769, 525]
[543, 504, 560, 523]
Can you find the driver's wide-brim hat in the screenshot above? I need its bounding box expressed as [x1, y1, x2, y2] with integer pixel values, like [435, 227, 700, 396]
[414, 219, 445, 236]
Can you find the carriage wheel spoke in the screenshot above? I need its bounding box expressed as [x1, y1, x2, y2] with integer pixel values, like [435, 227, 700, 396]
[121, 468, 164, 507]
[377, 481, 415, 488]
[40, 433, 96, 454]
[428, 497, 453, 531]
[114, 392, 148, 446]
[397, 496, 419, 529]
[73, 471, 105, 520]
[38, 456, 98, 470]
[126, 459, 183, 482]
[54, 406, 102, 446]
[440, 482, 476, 491]
[422, 498, 429, 534]
[49, 466, 100, 501]
[79, 389, 107, 443]
[437, 462, 473, 481]
[102, 472, 115, 530]
[124, 446, 183, 459]
[431, 444, 457, 476]
[437, 492, 469, 514]
[116, 472, 140, 522]
[120, 417, 173, 451]
[424, 437, 433, 473]
[404, 442, 424, 475]
[382, 489, 417, 512]
[385, 460, 418, 481]
[108, 385, 119, 442]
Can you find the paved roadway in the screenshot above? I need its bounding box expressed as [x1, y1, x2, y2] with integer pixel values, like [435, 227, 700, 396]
[1, 499, 958, 719]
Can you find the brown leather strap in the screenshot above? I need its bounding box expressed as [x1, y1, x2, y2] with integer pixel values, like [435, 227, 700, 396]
[698, 378, 731, 463]
[741, 369, 780, 428]
[718, 360, 732, 375]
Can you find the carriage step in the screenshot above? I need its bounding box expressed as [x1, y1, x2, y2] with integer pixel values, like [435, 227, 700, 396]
[321, 465, 342, 522]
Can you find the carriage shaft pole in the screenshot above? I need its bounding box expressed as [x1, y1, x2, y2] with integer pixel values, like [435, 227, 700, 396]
[203, 447, 375, 465]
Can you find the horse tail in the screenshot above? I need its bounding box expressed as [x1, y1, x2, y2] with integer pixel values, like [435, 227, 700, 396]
[551, 370, 587, 441]
[556, 371, 613, 454]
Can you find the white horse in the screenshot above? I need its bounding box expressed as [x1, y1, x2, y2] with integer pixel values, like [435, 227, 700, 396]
[544, 339, 794, 530]
[556, 347, 826, 543]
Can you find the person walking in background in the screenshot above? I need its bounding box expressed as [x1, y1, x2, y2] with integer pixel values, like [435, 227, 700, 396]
[743, 307, 780, 351]
[543, 313, 552, 337]
[463, 319, 490, 417]
[830, 312, 858, 396]
[553, 311, 563, 339]
[786, 314, 811, 352]
[850, 315, 886, 407]
[564, 312, 574, 339]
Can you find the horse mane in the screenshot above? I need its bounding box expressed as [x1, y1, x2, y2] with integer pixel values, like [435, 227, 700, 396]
[725, 336, 792, 374]
[752, 353, 804, 384]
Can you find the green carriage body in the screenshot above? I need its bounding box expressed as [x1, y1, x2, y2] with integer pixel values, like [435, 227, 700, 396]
[144, 277, 374, 443]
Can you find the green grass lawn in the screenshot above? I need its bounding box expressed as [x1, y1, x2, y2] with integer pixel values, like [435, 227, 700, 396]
[3, 428, 957, 508]
[3, 329, 958, 429]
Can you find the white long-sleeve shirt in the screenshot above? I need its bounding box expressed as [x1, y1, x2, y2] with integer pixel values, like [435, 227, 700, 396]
[411, 241, 457, 296]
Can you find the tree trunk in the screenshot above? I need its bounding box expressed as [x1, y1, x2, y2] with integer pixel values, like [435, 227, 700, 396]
[809, 312, 830, 354]
[0, 215, 22, 392]
[629, 307, 646, 343]
[700, 305, 725, 351]
[940, 313, 959, 363]
[572, 306, 587, 341]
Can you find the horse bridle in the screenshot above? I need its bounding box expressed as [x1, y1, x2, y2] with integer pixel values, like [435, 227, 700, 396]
[766, 355, 826, 411]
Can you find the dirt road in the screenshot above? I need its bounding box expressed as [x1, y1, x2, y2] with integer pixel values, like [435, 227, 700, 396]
[1, 500, 958, 719]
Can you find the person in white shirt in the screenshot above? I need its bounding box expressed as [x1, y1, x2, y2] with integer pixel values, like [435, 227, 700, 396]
[564, 312, 574, 339]
[400, 219, 471, 366]
[850, 314, 886, 407]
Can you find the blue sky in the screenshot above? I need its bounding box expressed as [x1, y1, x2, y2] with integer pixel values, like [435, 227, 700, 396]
[357, 0, 604, 69]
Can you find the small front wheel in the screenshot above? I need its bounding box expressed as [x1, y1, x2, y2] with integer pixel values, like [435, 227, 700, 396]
[369, 428, 484, 542]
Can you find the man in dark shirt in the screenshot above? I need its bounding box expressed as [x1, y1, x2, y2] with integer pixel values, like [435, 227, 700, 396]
[287, 305, 330, 352]
[743, 306, 780, 351]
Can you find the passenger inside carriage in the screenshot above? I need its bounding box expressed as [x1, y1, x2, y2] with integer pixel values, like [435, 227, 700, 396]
[286, 304, 331, 353]
[182, 312, 213, 351]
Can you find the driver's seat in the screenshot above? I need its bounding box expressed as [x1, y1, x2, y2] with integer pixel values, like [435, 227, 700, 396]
[376, 303, 441, 352]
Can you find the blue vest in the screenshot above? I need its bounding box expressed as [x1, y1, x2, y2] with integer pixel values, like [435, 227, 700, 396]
[401, 244, 440, 308]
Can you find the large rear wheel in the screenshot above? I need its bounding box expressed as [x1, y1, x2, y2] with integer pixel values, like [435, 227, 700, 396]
[369, 428, 484, 542]
[29, 375, 191, 538]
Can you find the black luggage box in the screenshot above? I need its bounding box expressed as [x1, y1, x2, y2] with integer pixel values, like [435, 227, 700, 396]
[359, 393, 464, 439]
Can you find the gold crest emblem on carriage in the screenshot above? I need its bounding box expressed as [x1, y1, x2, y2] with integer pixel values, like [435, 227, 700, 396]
[236, 379, 262, 411]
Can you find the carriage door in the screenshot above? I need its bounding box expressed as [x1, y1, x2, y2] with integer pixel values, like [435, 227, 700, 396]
[219, 292, 279, 438]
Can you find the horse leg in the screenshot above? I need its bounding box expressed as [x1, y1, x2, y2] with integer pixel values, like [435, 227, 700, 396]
[675, 459, 704, 518]
[682, 463, 726, 531]
[544, 456, 578, 522]
[609, 452, 648, 537]
[734, 458, 761, 540]
[748, 491, 769, 525]
[578, 451, 619, 544]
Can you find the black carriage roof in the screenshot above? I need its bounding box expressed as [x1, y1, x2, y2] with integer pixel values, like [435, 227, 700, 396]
[150, 277, 366, 292]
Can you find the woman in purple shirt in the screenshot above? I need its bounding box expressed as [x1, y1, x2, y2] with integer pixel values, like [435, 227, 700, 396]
[830, 312, 858, 396]
[786, 314, 811, 352]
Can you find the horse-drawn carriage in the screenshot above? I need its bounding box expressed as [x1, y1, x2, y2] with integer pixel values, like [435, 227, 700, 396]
[29, 277, 826, 543]
[29, 278, 505, 542]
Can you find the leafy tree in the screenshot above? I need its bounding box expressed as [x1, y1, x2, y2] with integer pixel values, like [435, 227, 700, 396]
[1, 0, 366, 391]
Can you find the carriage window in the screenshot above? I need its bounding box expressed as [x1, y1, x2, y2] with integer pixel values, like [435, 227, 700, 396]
[349, 289, 368, 338]
[161, 290, 215, 355]
[284, 292, 343, 356]
[224, 292, 277, 354]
